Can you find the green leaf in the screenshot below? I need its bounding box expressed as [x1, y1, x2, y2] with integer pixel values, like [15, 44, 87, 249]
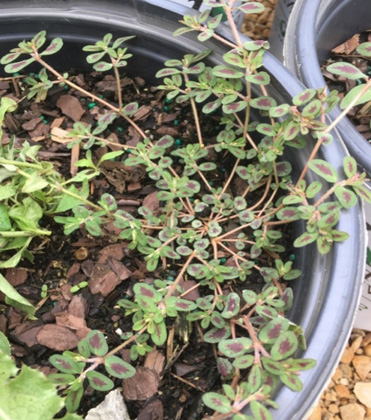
[250, 96, 277, 110]
[41, 38, 64, 56]
[122, 102, 138, 116]
[150, 321, 167, 346]
[85, 330, 108, 357]
[271, 331, 298, 361]
[0, 273, 35, 318]
[202, 392, 232, 414]
[302, 99, 321, 118]
[221, 293, 240, 319]
[0, 205, 11, 230]
[327, 62, 367, 80]
[104, 355, 135, 379]
[204, 326, 231, 343]
[22, 172, 49, 193]
[343, 156, 357, 178]
[233, 354, 254, 369]
[308, 159, 337, 183]
[49, 354, 84, 374]
[0, 332, 11, 355]
[222, 101, 247, 114]
[202, 99, 221, 114]
[86, 371, 114, 391]
[334, 185, 357, 209]
[357, 41, 371, 57]
[218, 337, 252, 358]
[354, 185, 371, 203]
[293, 88, 316, 106]
[212, 65, 244, 79]
[1, 52, 21, 65]
[55, 184, 88, 213]
[342, 83, 371, 110]
[65, 384, 84, 412]
[238, 2, 265, 14]
[245, 71, 270, 85]
[259, 318, 289, 344]
[248, 364, 262, 393]
[156, 68, 181, 78]
[294, 231, 318, 248]
[4, 58, 35, 73]
[306, 181, 323, 199]
[280, 372, 303, 392]
[0, 364, 64, 420]
[250, 401, 273, 420]
[93, 61, 113, 72]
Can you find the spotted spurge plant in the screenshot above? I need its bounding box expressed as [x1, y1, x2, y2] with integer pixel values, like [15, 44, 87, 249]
[1, 1, 371, 419]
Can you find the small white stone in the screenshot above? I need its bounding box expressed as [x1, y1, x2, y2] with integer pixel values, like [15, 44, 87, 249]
[86, 389, 130, 420]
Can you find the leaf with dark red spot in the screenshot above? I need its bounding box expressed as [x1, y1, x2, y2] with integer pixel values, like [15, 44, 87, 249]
[308, 159, 337, 183]
[255, 305, 277, 319]
[86, 330, 108, 357]
[238, 2, 265, 13]
[104, 355, 136, 379]
[86, 371, 114, 391]
[319, 209, 339, 228]
[202, 392, 232, 414]
[302, 99, 321, 118]
[133, 283, 161, 302]
[271, 331, 298, 361]
[41, 38, 64, 56]
[357, 41, 371, 57]
[48, 373, 76, 386]
[284, 357, 317, 372]
[186, 63, 205, 74]
[65, 384, 84, 412]
[250, 400, 272, 420]
[156, 67, 181, 78]
[316, 236, 332, 254]
[294, 231, 318, 248]
[306, 180, 323, 199]
[316, 132, 333, 145]
[293, 88, 316, 106]
[122, 101, 139, 116]
[156, 135, 174, 148]
[173, 298, 197, 312]
[216, 357, 234, 378]
[32, 30, 47, 49]
[283, 120, 300, 140]
[223, 51, 244, 68]
[354, 185, 371, 203]
[327, 62, 366, 80]
[222, 101, 247, 114]
[212, 65, 244, 79]
[248, 364, 262, 393]
[261, 357, 284, 375]
[204, 326, 231, 343]
[277, 207, 300, 221]
[256, 123, 275, 137]
[331, 229, 350, 242]
[93, 61, 113, 72]
[246, 71, 270, 85]
[49, 354, 84, 374]
[250, 96, 277, 110]
[334, 185, 357, 209]
[4, 58, 35, 73]
[280, 372, 303, 392]
[221, 293, 240, 319]
[259, 318, 289, 344]
[269, 104, 290, 118]
[210, 311, 225, 328]
[218, 337, 252, 358]
[343, 156, 357, 178]
[0, 52, 21, 65]
[150, 320, 167, 346]
[233, 354, 254, 369]
[236, 166, 249, 179]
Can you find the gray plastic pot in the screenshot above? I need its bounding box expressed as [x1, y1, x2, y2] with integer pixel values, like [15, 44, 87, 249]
[0, 1, 365, 419]
[284, 0, 371, 176]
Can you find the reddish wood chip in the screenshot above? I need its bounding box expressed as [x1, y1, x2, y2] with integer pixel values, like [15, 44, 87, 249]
[98, 244, 126, 263]
[68, 295, 88, 319]
[178, 279, 200, 301]
[122, 367, 159, 401]
[5, 267, 28, 286]
[137, 399, 164, 420]
[89, 263, 124, 296]
[22, 117, 42, 131]
[144, 350, 165, 376]
[56, 94, 85, 122]
[107, 258, 132, 281]
[55, 312, 90, 340]
[174, 362, 200, 377]
[142, 191, 160, 214]
[37, 324, 79, 351]
[14, 324, 44, 347]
